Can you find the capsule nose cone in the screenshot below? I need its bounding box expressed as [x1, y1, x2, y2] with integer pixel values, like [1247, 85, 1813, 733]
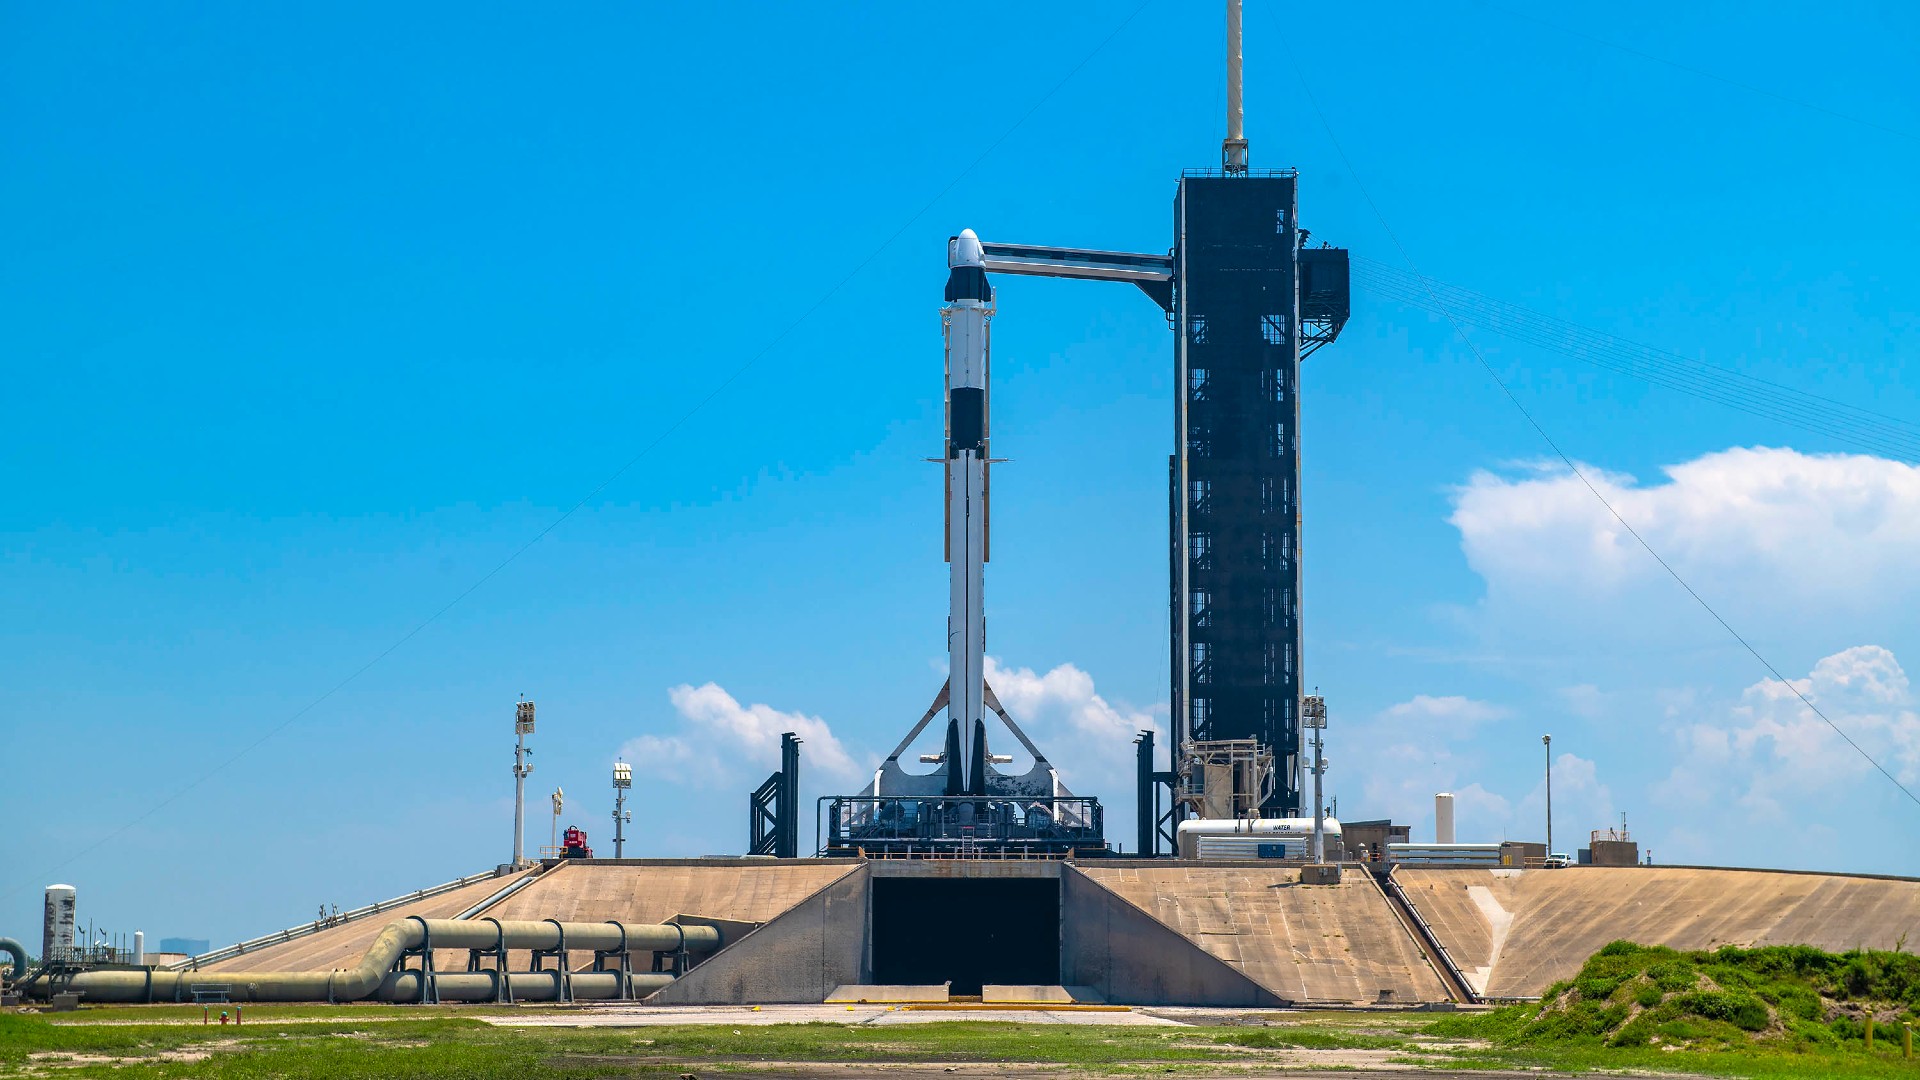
[949, 228, 985, 269]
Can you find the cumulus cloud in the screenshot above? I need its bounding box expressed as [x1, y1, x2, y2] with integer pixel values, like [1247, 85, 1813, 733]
[1451, 447, 1920, 617]
[1379, 694, 1508, 728]
[1657, 645, 1920, 826]
[624, 682, 862, 786]
[982, 656, 1166, 798]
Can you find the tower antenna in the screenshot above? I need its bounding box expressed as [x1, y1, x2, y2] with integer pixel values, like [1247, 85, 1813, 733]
[1223, 0, 1248, 174]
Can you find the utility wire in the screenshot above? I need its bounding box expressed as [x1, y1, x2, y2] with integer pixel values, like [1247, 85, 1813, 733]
[1281, 49, 1920, 811]
[1350, 257, 1920, 461]
[1477, 2, 1919, 145]
[1, 0, 1158, 902]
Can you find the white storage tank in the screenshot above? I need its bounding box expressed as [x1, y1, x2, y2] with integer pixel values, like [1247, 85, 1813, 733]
[43, 884, 76, 963]
[1176, 817, 1341, 860]
[1435, 792, 1456, 844]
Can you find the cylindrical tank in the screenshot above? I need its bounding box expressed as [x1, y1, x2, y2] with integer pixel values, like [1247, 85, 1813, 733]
[1175, 817, 1343, 859]
[134, 931, 145, 967]
[1435, 792, 1456, 844]
[43, 885, 76, 963]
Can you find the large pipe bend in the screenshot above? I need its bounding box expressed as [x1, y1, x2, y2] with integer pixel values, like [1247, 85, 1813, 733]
[0, 937, 26, 981]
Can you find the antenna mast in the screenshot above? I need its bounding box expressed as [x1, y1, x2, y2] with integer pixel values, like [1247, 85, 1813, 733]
[1223, 0, 1248, 174]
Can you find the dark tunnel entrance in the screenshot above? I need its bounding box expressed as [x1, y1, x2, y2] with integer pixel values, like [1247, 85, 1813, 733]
[870, 878, 1060, 995]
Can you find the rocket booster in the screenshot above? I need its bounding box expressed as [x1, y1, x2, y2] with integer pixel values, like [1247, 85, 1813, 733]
[943, 229, 992, 796]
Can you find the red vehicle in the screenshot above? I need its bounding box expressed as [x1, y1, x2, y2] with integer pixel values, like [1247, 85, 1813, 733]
[561, 826, 593, 859]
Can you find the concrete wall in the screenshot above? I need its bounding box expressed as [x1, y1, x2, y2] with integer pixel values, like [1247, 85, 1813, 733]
[649, 865, 869, 1005]
[1060, 865, 1285, 1007]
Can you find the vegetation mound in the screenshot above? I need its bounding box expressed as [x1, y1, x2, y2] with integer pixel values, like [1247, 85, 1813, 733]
[1448, 940, 1920, 1051]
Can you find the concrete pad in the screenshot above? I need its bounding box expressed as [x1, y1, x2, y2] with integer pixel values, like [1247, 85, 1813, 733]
[476, 1003, 1188, 1026]
[981, 985, 1104, 1004]
[827, 984, 948, 1003]
[873, 1007, 1182, 1026]
[1398, 866, 1920, 999]
[483, 1004, 895, 1026]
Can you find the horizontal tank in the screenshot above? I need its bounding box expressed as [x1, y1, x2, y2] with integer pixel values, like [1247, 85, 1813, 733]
[1387, 842, 1502, 866]
[1176, 817, 1340, 859]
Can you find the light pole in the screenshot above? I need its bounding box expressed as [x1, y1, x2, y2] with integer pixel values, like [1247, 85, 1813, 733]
[1543, 733, 1554, 860]
[612, 761, 632, 859]
[550, 787, 564, 856]
[512, 701, 535, 868]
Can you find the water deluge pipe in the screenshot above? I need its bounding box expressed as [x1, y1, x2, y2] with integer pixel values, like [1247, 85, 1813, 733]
[26, 917, 719, 1003]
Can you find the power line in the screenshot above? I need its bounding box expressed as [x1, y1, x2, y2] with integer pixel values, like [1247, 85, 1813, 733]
[1, 0, 1159, 902]
[1282, 47, 1920, 813]
[1350, 256, 1920, 461]
[1477, 2, 1920, 145]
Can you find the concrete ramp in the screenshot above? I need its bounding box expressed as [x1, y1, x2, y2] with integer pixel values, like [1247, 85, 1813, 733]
[647, 863, 868, 1004]
[1397, 866, 1920, 999]
[1070, 863, 1450, 1005]
[484, 859, 858, 924]
[198, 871, 531, 974]
[201, 860, 857, 976]
[476, 858, 860, 970]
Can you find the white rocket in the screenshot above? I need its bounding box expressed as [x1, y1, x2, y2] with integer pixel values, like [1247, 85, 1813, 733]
[942, 229, 992, 796]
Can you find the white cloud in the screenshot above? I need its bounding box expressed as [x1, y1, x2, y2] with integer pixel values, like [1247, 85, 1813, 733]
[1558, 684, 1606, 718]
[982, 656, 1166, 799]
[624, 682, 862, 786]
[1657, 645, 1920, 827]
[1451, 447, 1920, 617]
[1379, 694, 1508, 728]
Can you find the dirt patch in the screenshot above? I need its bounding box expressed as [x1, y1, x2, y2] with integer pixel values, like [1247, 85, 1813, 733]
[27, 1038, 239, 1067]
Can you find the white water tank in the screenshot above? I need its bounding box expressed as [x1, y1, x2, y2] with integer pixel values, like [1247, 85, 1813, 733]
[43, 884, 76, 963]
[1435, 792, 1456, 844]
[134, 931, 145, 967]
[1176, 817, 1342, 859]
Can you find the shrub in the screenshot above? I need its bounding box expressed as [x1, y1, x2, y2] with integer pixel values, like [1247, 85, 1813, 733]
[1673, 990, 1770, 1032]
[1609, 1017, 1655, 1047]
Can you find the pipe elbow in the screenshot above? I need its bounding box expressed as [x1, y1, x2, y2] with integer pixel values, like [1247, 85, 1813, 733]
[0, 937, 26, 981]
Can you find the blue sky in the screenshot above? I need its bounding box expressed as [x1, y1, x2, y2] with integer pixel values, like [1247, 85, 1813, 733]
[4, 1, 1918, 948]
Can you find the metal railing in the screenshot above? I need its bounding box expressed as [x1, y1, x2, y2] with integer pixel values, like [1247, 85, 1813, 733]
[163, 868, 518, 971]
[820, 795, 1103, 857]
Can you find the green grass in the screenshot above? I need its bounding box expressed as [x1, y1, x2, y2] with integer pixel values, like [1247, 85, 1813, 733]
[8, 988, 1918, 1078]
[0, 1013, 1365, 1078]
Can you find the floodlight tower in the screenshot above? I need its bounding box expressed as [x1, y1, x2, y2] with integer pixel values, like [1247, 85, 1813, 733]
[550, 787, 564, 856]
[611, 760, 632, 858]
[1303, 694, 1328, 862]
[512, 700, 535, 868]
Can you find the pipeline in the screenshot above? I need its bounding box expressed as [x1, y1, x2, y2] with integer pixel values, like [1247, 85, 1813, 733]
[0, 937, 26, 981]
[23, 917, 721, 1004]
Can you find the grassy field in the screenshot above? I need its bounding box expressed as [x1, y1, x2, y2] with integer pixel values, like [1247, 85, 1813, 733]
[5, 1004, 1919, 1078]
